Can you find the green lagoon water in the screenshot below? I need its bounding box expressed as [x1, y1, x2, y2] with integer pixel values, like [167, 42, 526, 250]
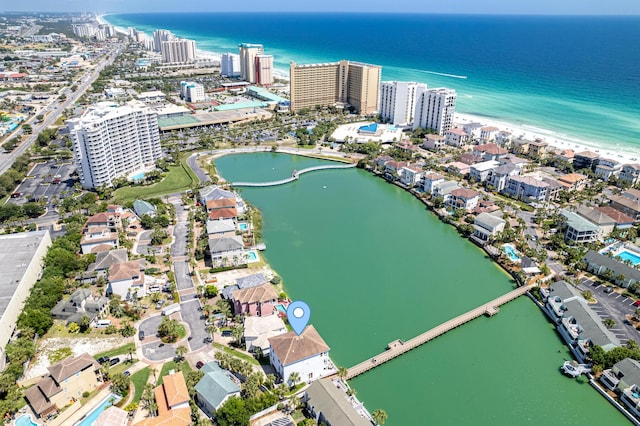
[216, 152, 628, 425]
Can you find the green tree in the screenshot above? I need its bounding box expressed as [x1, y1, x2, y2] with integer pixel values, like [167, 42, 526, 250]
[78, 315, 91, 333]
[120, 322, 136, 337]
[372, 409, 388, 425]
[204, 285, 218, 298]
[604, 318, 616, 329]
[111, 372, 131, 397]
[288, 371, 300, 388]
[175, 345, 188, 362]
[337, 366, 348, 381]
[158, 316, 180, 343]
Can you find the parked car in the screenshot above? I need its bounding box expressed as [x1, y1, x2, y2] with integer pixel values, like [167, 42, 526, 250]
[124, 371, 130, 377]
[604, 287, 614, 294]
[633, 300, 640, 307]
[221, 330, 232, 337]
[109, 357, 120, 366]
[97, 356, 110, 364]
[138, 330, 145, 340]
[196, 361, 204, 369]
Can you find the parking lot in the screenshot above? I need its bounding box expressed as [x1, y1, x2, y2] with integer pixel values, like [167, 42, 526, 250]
[8, 160, 76, 206]
[578, 277, 640, 346]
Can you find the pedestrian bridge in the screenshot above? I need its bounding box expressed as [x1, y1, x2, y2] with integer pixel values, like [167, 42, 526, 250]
[231, 163, 357, 187]
[346, 283, 536, 379]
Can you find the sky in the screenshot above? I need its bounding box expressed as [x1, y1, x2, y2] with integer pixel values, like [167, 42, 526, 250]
[3, 0, 640, 15]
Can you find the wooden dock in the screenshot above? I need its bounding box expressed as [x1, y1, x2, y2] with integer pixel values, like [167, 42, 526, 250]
[346, 284, 536, 379]
[232, 163, 356, 187]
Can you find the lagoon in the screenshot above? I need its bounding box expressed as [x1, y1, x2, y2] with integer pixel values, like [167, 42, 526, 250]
[216, 152, 627, 425]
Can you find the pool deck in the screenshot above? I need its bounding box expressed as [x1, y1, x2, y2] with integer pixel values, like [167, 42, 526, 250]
[63, 387, 113, 426]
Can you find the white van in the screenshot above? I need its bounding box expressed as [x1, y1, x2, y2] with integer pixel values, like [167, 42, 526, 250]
[162, 303, 181, 316]
[96, 319, 112, 328]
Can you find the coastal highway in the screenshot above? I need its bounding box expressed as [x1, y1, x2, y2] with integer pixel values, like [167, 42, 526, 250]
[0, 44, 123, 176]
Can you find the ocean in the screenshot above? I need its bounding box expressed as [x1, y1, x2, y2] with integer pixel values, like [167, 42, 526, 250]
[103, 13, 640, 154]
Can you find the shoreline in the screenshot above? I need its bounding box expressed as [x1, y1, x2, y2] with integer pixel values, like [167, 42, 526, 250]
[99, 13, 639, 161]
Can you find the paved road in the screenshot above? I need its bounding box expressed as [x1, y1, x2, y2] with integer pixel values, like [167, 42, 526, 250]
[0, 44, 123, 176]
[171, 223, 188, 257]
[180, 298, 210, 351]
[174, 260, 193, 291]
[136, 230, 152, 255]
[186, 153, 211, 184]
[577, 277, 640, 345]
[142, 340, 177, 362]
[139, 315, 162, 339]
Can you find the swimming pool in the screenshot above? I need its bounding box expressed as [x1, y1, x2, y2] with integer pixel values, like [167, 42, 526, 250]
[502, 244, 521, 262]
[15, 414, 37, 426]
[616, 250, 640, 266]
[276, 304, 287, 314]
[74, 393, 121, 426]
[238, 222, 248, 231]
[129, 172, 145, 181]
[246, 250, 259, 263]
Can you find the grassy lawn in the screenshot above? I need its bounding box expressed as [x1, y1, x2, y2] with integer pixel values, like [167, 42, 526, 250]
[130, 367, 150, 404]
[157, 360, 193, 386]
[213, 342, 259, 365]
[112, 156, 197, 204]
[93, 342, 136, 360]
[109, 358, 137, 376]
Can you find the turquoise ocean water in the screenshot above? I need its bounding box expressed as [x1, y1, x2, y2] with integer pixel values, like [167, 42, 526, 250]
[104, 13, 640, 154]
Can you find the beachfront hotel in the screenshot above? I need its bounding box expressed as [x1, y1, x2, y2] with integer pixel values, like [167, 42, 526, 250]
[413, 87, 457, 135]
[68, 101, 162, 189]
[239, 43, 264, 83]
[255, 54, 274, 85]
[153, 29, 174, 52]
[160, 38, 196, 63]
[180, 81, 205, 103]
[379, 81, 427, 126]
[289, 60, 381, 114]
[221, 52, 241, 77]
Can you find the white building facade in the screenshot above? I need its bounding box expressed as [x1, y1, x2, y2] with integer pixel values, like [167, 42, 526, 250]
[221, 53, 241, 77]
[413, 88, 457, 135]
[379, 81, 427, 126]
[239, 43, 264, 83]
[69, 102, 162, 189]
[161, 38, 196, 63]
[180, 81, 205, 103]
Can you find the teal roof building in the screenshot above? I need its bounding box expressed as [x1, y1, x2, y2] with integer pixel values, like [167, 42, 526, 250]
[195, 362, 241, 416]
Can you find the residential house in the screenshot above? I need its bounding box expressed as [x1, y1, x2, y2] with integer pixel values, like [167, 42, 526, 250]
[304, 379, 371, 426]
[422, 134, 445, 151]
[622, 188, 640, 201]
[560, 209, 599, 244]
[609, 195, 640, 221]
[619, 164, 640, 187]
[24, 353, 102, 420]
[133, 199, 157, 218]
[472, 212, 506, 244]
[374, 155, 393, 170]
[595, 206, 635, 229]
[469, 160, 500, 183]
[472, 143, 508, 161]
[423, 172, 445, 194]
[135, 371, 191, 426]
[384, 161, 408, 178]
[84, 211, 122, 230]
[472, 199, 501, 215]
[108, 260, 146, 300]
[527, 139, 548, 158]
[206, 219, 236, 238]
[619, 375, 640, 419]
[541, 177, 564, 201]
[573, 151, 600, 171]
[51, 288, 108, 325]
[459, 152, 483, 165]
[394, 141, 419, 156]
[595, 158, 622, 181]
[206, 198, 238, 221]
[583, 250, 640, 288]
[446, 161, 470, 176]
[200, 185, 247, 215]
[486, 164, 520, 192]
[80, 226, 119, 254]
[244, 315, 287, 355]
[400, 165, 424, 187]
[462, 122, 483, 140]
[511, 137, 532, 155]
[601, 358, 640, 394]
[231, 283, 278, 317]
[446, 188, 480, 211]
[89, 248, 129, 276]
[557, 173, 589, 192]
[269, 325, 335, 386]
[576, 206, 616, 239]
[432, 180, 461, 203]
[479, 126, 500, 142]
[495, 130, 512, 147]
[504, 175, 549, 202]
[555, 149, 575, 165]
[195, 362, 241, 417]
[221, 273, 268, 299]
[499, 154, 530, 169]
[444, 127, 470, 147]
[208, 236, 244, 264]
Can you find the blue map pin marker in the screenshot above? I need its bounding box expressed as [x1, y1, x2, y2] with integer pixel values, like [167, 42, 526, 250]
[287, 301, 311, 335]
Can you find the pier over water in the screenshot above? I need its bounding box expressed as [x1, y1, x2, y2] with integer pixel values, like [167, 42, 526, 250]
[231, 163, 357, 187]
[346, 284, 536, 379]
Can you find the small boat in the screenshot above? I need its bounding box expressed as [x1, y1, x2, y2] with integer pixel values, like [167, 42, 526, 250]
[561, 360, 591, 378]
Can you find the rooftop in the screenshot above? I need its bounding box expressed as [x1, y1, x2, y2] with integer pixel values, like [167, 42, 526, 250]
[208, 236, 244, 254]
[305, 379, 371, 426]
[576, 206, 616, 226]
[232, 283, 278, 304]
[195, 362, 241, 410]
[563, 298, 620, 349]
[48, 352, 99, 383]
[206, 219, 236, 234]
[269, 325, 330, 366]
[583, 250, 640, 283]
[595, 206, 635, 224]
[561, 209, 599, 233]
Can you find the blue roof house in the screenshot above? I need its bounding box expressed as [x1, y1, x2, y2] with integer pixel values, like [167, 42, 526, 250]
[195, 362, 241, 417]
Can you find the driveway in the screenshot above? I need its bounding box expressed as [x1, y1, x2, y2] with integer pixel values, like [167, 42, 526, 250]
[136, 230, 152, 255]
[173, 260, 193, 291]
[180, 298, 210, 351]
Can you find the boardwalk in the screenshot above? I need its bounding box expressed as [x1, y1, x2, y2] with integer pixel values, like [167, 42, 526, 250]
[232, 163, 356, 187]
[346, 284, 536, 379]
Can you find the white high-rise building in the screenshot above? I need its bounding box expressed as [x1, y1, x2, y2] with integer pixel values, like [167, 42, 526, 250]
[153, 29, 174, 52]
[221, 53, 241, 77]
[239, 43, 264, 83]
[255, 54, 274, 86]
[72, 24, 97, 38]
[69, 102, 162, 189]
[413, 88, 457, 135]
[161, 38, 196, 63]
[379, 81, 427, 126]
[180, 81, 205, 103]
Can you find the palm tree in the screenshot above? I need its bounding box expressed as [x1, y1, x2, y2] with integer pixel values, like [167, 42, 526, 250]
[175, 345, 187, 362]
[372, 409, 388, 425]
[288, 371, 301, 388]
[337, 366, 348, 381]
